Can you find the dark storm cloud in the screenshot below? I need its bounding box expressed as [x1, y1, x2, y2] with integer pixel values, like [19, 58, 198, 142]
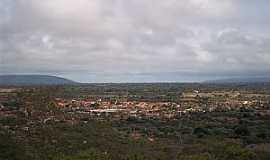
[0, 0, 270, 82]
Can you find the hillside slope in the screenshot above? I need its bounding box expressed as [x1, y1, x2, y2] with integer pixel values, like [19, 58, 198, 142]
[206, 77, 270, 83]
[0, 75, 77, 85]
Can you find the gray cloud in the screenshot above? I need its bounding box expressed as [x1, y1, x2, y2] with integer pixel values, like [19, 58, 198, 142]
[0, 0, 270, 82]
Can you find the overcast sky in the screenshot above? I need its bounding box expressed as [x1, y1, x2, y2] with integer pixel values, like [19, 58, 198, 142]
[1, 0, 270, 82]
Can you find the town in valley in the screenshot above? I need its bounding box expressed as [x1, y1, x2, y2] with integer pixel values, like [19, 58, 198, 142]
[1, 83, 270, 160]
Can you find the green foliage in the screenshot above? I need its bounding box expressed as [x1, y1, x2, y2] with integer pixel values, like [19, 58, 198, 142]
[2, 85, 270, 160]
[54, 148, 111, 160]
[178, 154, 210, 160]
[177, 140, 256, 160]
[0, 132, 29, 160]
[234, 125, 250, 136]
[193, 127, 210, 138]
[220, 144, 256, 160]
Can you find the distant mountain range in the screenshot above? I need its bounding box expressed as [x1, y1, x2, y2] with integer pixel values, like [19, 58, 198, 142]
[206, 77, 270, 83]
[1, 75, 270, 85]
[0, 75, 77, 85]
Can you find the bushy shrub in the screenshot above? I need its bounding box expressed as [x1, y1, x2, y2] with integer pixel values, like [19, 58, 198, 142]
[53, 148, 111, 160]
[178, 154, 210, 160]
[193, 127, 210, 138]
[234, 125, 250, 136]
[177, 140, 256, 160]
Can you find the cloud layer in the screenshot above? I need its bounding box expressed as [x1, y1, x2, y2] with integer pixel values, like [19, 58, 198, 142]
[1, 0, 270, 82]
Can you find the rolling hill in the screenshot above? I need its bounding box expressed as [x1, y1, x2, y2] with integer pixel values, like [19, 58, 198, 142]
[0, 75, 77, 85]
[206, 77, 270, 83]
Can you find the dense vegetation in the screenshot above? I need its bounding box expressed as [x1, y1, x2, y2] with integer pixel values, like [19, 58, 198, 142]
[1, 83, 270, 160]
